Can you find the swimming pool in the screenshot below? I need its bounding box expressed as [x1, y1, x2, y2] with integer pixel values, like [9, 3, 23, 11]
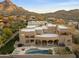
[25, 48, 50, 54]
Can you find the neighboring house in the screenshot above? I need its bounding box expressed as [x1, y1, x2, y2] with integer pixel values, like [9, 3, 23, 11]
[3, 16, 10, 27]
[68, 20, 79, 29]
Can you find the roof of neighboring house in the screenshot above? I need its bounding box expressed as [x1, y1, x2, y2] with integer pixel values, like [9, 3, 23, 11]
[27, 25, 36, 29]
[28, 21, 47, 25]
[58, 25, 68, 30]
[35, 25, 48, 30]
[47, 23, 57, 27]
[41, 26, 48, 29]
[35, 27, 43, 30]
[21, 28, 35, 32]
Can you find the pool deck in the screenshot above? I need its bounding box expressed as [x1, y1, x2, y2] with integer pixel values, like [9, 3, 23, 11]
[12, 46, 55, 55]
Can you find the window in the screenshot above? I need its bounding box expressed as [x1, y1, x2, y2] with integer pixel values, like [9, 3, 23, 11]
[25, 35, 35, 38]
[30, 40, 34, 43]
[17, 44, 24, 47]
[25, 36, 29, 38]
[67, 40, 71, 42]
[36, 32, 41, 35]
[30, 35, 35, 38]
[54, 40, 59, 45]
[48, 40, 53, 44]
[26, 40, 29, 43]
[61, 32, 68, 35]
[59, 43, 65, 46]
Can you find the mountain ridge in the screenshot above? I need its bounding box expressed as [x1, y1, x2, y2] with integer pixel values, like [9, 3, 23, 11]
[43, 9, 79, 21]
[0, 0, 79, 21]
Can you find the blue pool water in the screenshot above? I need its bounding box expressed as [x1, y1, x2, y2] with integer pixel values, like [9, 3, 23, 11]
[25, 49, 49, 54]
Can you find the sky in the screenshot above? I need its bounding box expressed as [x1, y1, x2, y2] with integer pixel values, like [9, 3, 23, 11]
[0, 0, 79, 13]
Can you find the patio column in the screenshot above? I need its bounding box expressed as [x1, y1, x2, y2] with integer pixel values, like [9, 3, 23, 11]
[35, 40, 42, 46]
[42, 40, 47, 46]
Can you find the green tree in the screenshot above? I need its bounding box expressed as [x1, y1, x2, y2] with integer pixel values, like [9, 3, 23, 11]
[0, 15, 3, 19]
[0, 36, 4, 44]
[8, 16, 14, 22]
[2, 34, 8, 39]
[48, 49, 52, 54]
[3, 28, 13, 38]
[73, 33, 79, 44]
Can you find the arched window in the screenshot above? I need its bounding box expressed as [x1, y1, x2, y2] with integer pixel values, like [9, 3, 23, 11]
[48, 40, 53, 44]
[35, 40, 41, 46]
[54, 40, 59, 45]
[42, 40, 47, 46]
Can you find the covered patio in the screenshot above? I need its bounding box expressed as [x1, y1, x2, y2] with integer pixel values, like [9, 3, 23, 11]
[34, 39, 59, 46]
[35, 34, 59, 46]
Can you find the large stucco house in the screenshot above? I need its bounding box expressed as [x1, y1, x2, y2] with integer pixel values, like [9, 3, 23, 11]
[18, 20, 72, 47]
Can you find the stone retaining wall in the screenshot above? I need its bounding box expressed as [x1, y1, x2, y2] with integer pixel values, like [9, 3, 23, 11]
[0, 54, 76, 58]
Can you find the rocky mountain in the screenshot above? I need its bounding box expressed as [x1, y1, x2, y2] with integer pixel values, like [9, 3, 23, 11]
[0, 0, 16, 14]
[0, 0, 34, 16]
